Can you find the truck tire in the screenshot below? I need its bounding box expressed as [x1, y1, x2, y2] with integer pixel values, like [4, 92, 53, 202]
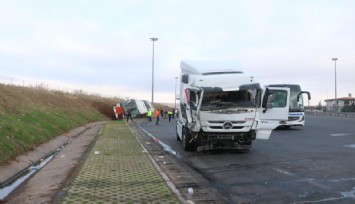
[182, 127, 194, 151]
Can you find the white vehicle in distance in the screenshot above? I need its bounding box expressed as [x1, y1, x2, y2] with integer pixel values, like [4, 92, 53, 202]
[266, 84, 311, 128]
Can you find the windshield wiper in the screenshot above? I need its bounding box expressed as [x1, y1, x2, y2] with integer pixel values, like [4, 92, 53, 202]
[212, 101, 235, 106]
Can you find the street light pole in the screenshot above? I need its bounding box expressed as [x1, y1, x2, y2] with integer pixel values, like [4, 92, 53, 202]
[150, 37, 158, 104]
[174, 77, 178, 111]
[331, 58, 338, 113]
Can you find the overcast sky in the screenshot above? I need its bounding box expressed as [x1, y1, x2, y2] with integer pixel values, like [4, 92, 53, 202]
[1, 0, 354, 105]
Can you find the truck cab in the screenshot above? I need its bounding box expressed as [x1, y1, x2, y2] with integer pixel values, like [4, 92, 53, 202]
[176, 61, 290, 151]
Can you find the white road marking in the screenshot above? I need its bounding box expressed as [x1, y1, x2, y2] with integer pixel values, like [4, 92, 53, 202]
[294, 187, 355, 203]
[273, 168, 295, 176]
[343, 144, 355, 148]
[331, 133, 353, 137]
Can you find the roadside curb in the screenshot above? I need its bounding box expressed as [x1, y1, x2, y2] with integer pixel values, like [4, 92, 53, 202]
[129, 119, 228, 203]
[127, 121, 188, 204]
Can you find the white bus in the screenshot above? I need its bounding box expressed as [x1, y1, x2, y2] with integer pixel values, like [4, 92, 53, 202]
[267, 84, 311, 128]
[120, 99, 154, 118]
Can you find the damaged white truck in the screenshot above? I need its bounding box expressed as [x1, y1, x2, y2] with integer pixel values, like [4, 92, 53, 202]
[176, 61, 290, 151]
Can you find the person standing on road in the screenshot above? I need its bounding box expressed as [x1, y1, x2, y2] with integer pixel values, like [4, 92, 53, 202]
[167, 110, 173, 122]
[147, 109, 152, 122]
[155, 109, 160, 125]
[126, 108, 133, 122]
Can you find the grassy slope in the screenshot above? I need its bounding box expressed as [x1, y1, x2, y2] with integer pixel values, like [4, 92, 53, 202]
[0, 84, 121, 165]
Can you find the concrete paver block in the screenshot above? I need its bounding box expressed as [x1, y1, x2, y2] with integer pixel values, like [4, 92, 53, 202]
[62, 121, 180, 203]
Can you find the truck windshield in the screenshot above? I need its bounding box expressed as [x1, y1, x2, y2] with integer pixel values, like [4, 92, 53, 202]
[200, 90, 257, 110]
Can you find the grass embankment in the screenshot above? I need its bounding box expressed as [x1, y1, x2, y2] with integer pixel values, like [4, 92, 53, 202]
[0, 84, 121, 165]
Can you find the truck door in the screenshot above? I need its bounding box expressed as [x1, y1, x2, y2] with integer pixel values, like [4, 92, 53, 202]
[185, 88, 203, 132]
[256, 87, 290, 139]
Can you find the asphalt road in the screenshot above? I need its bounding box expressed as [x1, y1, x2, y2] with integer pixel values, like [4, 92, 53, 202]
[137, 114, 355, 203]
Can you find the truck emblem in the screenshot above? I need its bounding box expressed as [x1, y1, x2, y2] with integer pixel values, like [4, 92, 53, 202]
[223, 121, 233, 129]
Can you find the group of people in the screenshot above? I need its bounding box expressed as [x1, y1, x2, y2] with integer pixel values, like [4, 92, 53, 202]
[125, 108, 180, 125]
[146, 108, 179, 125]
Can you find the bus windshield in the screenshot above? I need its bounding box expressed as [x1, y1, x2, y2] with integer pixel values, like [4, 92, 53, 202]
[290, 90, 305, 112]
[267, 84, 307, 112]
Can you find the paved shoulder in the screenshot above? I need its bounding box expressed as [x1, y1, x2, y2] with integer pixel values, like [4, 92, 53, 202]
[62, 121, 180, 203]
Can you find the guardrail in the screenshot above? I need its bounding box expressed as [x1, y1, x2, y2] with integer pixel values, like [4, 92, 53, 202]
[306, 111, 355, 117]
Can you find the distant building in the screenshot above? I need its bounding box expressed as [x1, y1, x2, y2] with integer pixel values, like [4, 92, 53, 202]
[325, 94, 355, 112]
[305, 105, 318, 112]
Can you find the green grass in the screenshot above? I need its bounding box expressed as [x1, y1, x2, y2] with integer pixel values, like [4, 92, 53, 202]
[0, 84, 122, 164]
[0, 109, 105, 163]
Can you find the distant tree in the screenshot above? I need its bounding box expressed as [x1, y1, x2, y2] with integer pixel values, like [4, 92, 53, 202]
[341, 102, 355, 112]
[317, 101, 322, 110]
[351, 103, 355, 112]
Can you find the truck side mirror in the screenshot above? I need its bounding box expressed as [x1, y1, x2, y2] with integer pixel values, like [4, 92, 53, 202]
[262, 88, 269, 108]
[181, 74, 189, 84]
[262, 88, 274, 113]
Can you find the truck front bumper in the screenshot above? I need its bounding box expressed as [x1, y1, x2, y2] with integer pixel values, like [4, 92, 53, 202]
[196, 141, 253, 151]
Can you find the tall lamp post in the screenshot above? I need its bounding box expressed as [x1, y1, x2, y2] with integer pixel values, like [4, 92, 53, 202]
[331, 57, 338, 113]
[150, 37, 158, 104]
[174, 77, 178, 111]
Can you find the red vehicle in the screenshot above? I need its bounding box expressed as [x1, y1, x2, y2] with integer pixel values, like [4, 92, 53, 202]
[113, 103, 124, 119]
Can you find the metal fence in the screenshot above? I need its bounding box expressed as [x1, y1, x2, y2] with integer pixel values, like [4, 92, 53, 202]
[0, 75, 116, 98]
[306, 111, 355, 117]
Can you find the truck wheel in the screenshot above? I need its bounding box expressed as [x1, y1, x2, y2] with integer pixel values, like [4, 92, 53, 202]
[182, 127, 193, 151]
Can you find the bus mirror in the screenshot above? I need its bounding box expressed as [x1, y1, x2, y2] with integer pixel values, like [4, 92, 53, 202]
[297, 91, 311, 101]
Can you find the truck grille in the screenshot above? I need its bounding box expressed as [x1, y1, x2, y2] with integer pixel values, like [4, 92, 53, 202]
[207, 120, 246, 130]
